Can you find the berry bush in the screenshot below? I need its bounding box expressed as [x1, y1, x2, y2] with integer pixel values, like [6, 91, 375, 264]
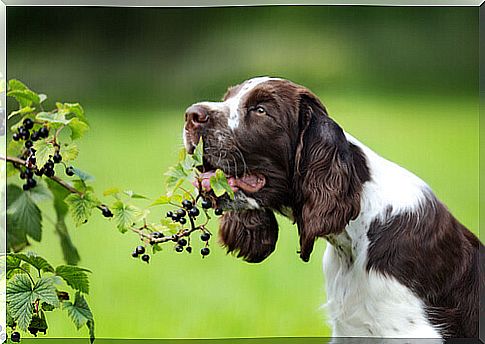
[4, 80, 235, 342]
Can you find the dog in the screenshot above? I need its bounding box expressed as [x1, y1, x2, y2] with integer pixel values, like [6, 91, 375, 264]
[183, 77, 484, 339]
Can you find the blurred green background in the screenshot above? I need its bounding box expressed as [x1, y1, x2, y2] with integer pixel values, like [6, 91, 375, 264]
[7, 6, 479, 340]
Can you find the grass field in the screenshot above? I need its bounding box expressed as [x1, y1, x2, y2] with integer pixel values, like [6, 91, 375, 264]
[25, 90, 478, 339]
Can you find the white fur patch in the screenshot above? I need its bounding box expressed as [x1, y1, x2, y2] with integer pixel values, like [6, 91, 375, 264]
[322, 134, 442, 339]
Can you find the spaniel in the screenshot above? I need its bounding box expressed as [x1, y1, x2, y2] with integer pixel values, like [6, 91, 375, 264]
[183, 77, 484, 339]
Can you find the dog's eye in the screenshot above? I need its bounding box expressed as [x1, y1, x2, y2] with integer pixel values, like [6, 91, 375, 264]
[254, 106, 267, 116]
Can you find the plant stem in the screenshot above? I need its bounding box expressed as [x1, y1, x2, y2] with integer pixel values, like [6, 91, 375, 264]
[2, 155, 108, 212]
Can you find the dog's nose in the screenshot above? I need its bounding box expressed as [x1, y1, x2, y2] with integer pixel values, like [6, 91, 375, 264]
[185, 105, 209, 127]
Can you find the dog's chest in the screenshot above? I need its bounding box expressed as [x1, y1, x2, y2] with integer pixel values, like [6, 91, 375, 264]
[322, 231, 441, 338]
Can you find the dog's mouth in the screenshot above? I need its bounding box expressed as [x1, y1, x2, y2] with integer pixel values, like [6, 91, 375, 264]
[197, 158, 266, 194]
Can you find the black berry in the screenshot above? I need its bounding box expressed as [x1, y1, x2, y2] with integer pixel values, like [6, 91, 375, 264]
[178, 238, 187, 246]
[179, 217, 187, 225]
[136, 246, 145, 255]
[23, 183, 30, 191]
[182, 199, 193, 209]
[23, 118, 34, 129]
[166, 211, 173, 218]
[175, 245, 184, 252]
[201, 199, 212, 209]
[201, 247, 210, 256]
[20, 171, 26, 179]
[152, 231, 163, 239]
[102, 208, 113, 218]
[20, 130, 30, 140]
[132, 251, 139, 258]
[35, 168, 44, 176]
[45, 160, 54, 169]
[12, 133, 20, 141]
[25, 168, 34, 178]
[26, 178, 37, 189]
[39, 126, 49, 138]
[214, 208, 223, 216]
[25, 140, 33, 148]
[44, 168, 55, 177]
[176, 208, 186, 217]
[188, 207, 200, 217]
[31, 130, 40, 141]
[11, 331, 21, 342]
[200, 232, 211, 242]
[186, 246, 192, 253]
[65, 166, 75, 176]
[53, 152, 62, 163]
[141, 254, 150, 263]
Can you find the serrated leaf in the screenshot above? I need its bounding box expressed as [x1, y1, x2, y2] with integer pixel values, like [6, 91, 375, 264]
[27, 182, 53, 203]
[7, 89, 40, 108]
[103, 187, 120, 197]
[32, 140, 55, 168]
[36, 111, 69, 124]
[60, 143, 79, 162]
[10, 253, 54, 273]
[165, 163, 188, 192]
[6, 274, 35, 331]
[72, 167, 95, 182]
[8, 106, 35, 120]
[192, 138, 204, 165]
[68, 117, 89, 140]
[123, 190, 148, 199]
[111, 201, 141, 233]
[33, 277, 60, 307]
[150, 195, 170, 206]
[7, 184, 43, 242]
[65, 192, 99, 227]
[46, 179, 80, 265]
[63, 292, 94, 330]
[8, 79, 28, 91]
[55, 265, 91, 294]
[57, 103, 88, 123]
[210, 169, 235, 199]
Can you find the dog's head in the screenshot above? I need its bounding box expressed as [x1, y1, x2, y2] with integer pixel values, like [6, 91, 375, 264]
[184, 77, 369, 262]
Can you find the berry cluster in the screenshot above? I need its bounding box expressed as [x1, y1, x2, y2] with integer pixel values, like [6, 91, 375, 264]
[12, 117, 76, 189]
[130, 195, 224, 262]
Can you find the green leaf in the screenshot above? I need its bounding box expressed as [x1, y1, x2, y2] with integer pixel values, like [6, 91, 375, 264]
[103, 187, 120, 197]
[39, 93, 47, 103]
[8, 79, 29, 91]
[60, 143, 79, 162]
[63, 292, 94, 330]
[150, 195, 170, 206]
[10, 253, 54, 273]
[7, 184, 43, 242]
[65, 192, 99, 227]
[72, 167, 95, 182]
[7, 89, 40, 108]
[56, 265, 91, 294]
[32, 140, 55, 168]
[152, 244, 163, 254]
[36, 111, 69, 124]
[6, 255, 22, 279]
[123, 190, 148, 199]
[192, 138, 204, 165]
[8, 106, 35, 120]
[210, 169, 235, 199]
[68, 117, 89, 140]
[111, 201, 142, 233]
[27, 182, 53, 203]
[33, 277, 60, 307]
[46, 179, 80, 265]
[6, 274, 35, 331]
[57, 102, 88, 123]
[165, 162, 188, 192]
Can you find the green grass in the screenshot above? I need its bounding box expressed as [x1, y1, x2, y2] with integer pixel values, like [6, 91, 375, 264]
[26, 91, 478, 339]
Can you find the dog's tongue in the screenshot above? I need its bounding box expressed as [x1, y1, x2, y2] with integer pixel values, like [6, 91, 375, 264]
[198, 171, 265, 193]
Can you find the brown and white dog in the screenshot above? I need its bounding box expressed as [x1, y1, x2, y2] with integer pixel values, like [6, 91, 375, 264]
[183, 77, 484, 339]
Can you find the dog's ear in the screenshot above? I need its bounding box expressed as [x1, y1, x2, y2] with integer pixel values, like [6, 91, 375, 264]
[293, 90, 363, 262]
[219, 209, 278, 263]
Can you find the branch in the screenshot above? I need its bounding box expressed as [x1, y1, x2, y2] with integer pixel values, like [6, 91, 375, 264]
[2, 155, 107, 211]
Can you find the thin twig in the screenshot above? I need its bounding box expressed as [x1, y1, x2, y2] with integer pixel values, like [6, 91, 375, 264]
[2, 155, 107, 211]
